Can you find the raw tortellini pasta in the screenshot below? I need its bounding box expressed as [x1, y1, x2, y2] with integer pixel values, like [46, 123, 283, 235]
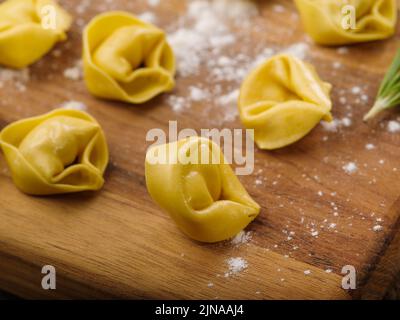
[0, 109, 108, 195]
[0, 0, 72, 68]
[239, 54, 332, 150]
[294, 0, 397, 45]
[145, 137, 260, 243]
[83, 11, 176, 104]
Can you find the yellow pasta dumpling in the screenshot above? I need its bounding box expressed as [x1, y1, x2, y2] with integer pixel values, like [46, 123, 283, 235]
[295, 0, 397, 45]
[0, 0, 72, 68]
[239, 54, 332, 150]
[83, 11, 176, 104]
[145, 136, 260, 243]
[0, 109, 108, 195]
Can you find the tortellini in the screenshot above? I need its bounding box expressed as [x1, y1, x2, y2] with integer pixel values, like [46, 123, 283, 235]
[83, 11, 176, 104]
[294, 0, 397, 45]
[0, 0, 72, 68]
[0, 109, 108, 195]
[239, 54, 332, 150]
[145, 136, 260, 243]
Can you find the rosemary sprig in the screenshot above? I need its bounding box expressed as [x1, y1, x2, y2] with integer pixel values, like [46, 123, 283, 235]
[364, 48, 400, 121]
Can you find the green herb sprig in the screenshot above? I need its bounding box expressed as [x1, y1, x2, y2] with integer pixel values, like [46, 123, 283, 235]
[364, 48, 400, 121]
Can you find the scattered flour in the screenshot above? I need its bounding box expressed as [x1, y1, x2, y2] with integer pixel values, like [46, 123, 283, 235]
[147, 0, 160, 7]
[341, 117, 352, 127]
[281, 42, 309, 60]
[251, 48, 275, 69]
[165, 0, 310, 124]
[225, 257, 248, 277]
[321, 120, 339, 132]
[189, 86, 210, 102]
[332, 61, 342, 69]
[216, 89, 239, 106]
[321, 117, 352, 132]
[60, 100, 88, 111]
[168, 0, 256, 77]
[0, 67, 30, 91]
[337, 47, 349, 55]
[168, 0, 283, 78]
[76, 0, 91, 15]
[351, 86, 361, 95]
[328, 223, 337, 229]
[208, 54, 249, 82]
[342, 162, 358, 174]
[251, 43, 309, 70]
[339, 96, 347, 104]
[138, 11, 157, 24]
[365, 143, 375, 150]
[388, 120, 400, 133]
[63, 60, 83, 81]
[361, 94, 369, 102]
[202, 0, 259, 20]
[273, 4, 285, 13]
[231, 230, 252, 245]
[168, 28, 205, 77]
[166, 95, 188, 112]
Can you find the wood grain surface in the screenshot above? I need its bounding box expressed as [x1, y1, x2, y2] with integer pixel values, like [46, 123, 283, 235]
[0, 0, 399, 299]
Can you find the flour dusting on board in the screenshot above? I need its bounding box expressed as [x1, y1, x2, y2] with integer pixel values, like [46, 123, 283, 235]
[168, 0, 258, 77]
[166, 0, 310, 125]
[60, 101, 88, 111]
[342, 162, 358, 174]
[388, 120, 400, 133]
[138, 11, 157, 24]
[0, 67, 30, 91]
[63, 60, 83, 81]
[225, 257, 248, 277]
[231, 230, 252, 245]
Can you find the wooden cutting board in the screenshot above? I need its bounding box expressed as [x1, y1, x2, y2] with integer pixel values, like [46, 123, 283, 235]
[0, 0, 400, 299]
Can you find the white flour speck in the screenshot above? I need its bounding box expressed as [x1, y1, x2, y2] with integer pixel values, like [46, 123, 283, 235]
[231, 230, 252, 245]
[138, 12, 157, 24]
[373, 225, 383, 232]
[365, 143, 375, 150]
[60, 101, 87, 111]
[226, 257, 248, 276]
[147, 0, 160, 6]
[351, 86, 361, 95]
[343, 162, 358, 174]
[63, 60, 83, 81]
[388, 120, 400, 133]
